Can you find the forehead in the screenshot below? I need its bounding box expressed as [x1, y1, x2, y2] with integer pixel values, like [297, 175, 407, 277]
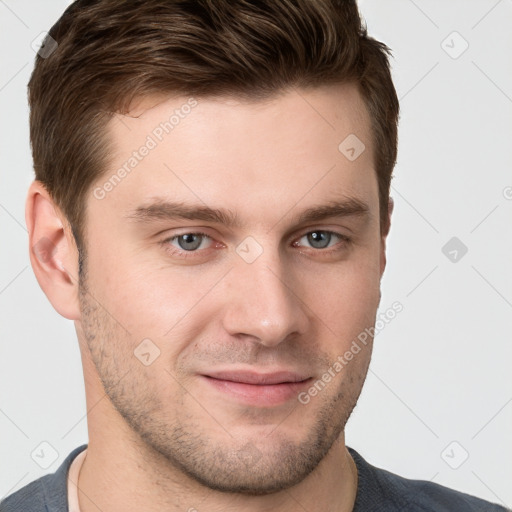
[92, 83, 377, 229]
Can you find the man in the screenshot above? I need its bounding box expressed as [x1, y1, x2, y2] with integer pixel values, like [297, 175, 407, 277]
[1, 0, 508, 511]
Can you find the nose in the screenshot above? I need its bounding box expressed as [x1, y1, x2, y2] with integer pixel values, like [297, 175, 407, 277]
[221, 248, 309, 347]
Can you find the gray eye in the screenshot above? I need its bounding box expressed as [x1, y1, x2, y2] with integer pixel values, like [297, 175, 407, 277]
[176, 233, 205, 251]
[306, 231, 332, 249]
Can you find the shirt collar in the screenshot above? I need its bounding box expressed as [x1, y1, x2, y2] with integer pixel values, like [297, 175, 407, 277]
[67, 447, 87, 512]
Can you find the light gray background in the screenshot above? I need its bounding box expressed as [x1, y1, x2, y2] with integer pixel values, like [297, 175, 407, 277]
[1, 0, 511, 507]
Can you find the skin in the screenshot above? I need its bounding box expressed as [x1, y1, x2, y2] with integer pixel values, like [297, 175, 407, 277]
[27, 82, 392, 512]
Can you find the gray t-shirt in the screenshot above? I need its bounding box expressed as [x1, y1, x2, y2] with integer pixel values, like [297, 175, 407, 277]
[1, 444, 509, 511]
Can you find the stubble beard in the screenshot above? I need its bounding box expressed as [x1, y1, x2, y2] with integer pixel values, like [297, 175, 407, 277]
[77, 261, 370, 495]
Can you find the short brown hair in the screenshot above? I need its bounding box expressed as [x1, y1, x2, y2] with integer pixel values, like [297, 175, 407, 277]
[28, 0, 399, 250]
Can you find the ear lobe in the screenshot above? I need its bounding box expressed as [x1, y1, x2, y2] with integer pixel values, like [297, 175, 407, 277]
[26, 180, 81, 320]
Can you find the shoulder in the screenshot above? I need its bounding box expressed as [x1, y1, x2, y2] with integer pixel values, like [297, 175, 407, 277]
[0, 478, 47, 512]
[0, 444, 88, 512]
[348, 447, 510, 512]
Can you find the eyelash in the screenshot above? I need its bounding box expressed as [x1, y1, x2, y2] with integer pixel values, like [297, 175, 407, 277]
[159, 230, 351, 259]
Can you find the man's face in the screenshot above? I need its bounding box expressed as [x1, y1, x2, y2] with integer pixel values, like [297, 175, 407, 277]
[77, 83, 386, 494]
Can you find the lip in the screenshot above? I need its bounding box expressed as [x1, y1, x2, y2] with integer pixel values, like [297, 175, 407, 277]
[200, 370, 312, 406]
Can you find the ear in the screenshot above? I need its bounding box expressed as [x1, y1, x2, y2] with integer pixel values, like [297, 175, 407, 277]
[26, 180, 81, 320]
[380, 196, 394, 276]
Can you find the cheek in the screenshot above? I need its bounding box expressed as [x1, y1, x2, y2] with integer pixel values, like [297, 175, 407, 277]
[86, 245, 225, 348]
[301, 246, 382, 337]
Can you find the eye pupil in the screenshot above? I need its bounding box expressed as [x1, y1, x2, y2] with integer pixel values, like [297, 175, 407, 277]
[178, 233, 203, 251]
[307, 231, 331, 249]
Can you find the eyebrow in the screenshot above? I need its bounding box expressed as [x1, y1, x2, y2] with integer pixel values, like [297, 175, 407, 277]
[124, 197, 370, 229]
